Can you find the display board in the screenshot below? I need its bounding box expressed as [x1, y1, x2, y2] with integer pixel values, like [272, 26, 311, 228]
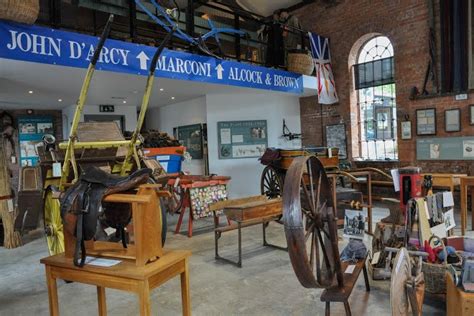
[325, 123, 347, 159]
[217, 120, 267, 159]
[175, 124, 204, 159]
[18, 116, 54, 166]
[417, 136, 474, 160]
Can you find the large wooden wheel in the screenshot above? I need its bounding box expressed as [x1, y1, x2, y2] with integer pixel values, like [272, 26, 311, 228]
[43, 186, 64, 255]
[283, 156, 343, 288]
[260, 165, 283, 198]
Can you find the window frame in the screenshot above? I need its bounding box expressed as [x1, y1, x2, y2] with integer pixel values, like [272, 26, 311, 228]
[354, 35, 398, 161]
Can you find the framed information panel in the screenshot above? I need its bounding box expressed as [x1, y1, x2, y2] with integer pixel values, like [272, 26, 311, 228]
[416, 108, 436, 135]
[174, 123, 205, 159]
[417, 136, 474, 160]
[18, 116, 54, 166]
[217, 120, 267, 159]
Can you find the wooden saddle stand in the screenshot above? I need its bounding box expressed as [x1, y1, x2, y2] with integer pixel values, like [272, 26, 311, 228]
[40, 185, 191, 316]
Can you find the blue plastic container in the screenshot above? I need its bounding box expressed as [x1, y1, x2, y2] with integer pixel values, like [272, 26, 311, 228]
[155, 154, 183, 173]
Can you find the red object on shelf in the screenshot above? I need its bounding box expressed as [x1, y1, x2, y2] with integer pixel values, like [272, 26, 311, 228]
[399, 167, 422, 216]
[143, 146, 186, 156]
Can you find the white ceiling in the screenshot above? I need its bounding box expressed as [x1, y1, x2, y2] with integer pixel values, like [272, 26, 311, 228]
[0, 58, 315, 111]
[236, 0, 302, 16]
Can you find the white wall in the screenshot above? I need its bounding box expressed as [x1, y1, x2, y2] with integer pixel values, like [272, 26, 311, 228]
[206, 92, 301, 198]
[146, 96, 207, 174]
[62, 104, 138, 137]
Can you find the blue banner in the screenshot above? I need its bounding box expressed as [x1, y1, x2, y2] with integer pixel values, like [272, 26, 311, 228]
[0, 21, 303, 94]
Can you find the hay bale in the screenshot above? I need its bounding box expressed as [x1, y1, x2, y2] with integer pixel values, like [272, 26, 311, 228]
[0, 139, 22, 249]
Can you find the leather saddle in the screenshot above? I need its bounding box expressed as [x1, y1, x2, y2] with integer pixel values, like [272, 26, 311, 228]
[60, 166, 152, 267]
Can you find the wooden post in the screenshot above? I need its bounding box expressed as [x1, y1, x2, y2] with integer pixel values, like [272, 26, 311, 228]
[0, 138, 22, 248]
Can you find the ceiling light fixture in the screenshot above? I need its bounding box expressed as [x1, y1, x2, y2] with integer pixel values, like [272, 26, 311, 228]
[160, 88, 164, 91]
[58, 99, 62, 102]
[123, 100, 127, 104]
[28, 90, 33, 94]
[171, 97, 175, 100]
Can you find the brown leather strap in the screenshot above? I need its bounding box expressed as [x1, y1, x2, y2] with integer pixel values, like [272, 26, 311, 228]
[0, 195, 12, 201]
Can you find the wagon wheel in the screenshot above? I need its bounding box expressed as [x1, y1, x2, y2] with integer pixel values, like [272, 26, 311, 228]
[283, 156, 343, 288]
[43, 186, 64, 255]
[261, 165, 283, 198]
[168, 185, 184, 214]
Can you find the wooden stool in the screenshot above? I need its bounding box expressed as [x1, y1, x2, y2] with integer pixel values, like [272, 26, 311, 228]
[41, 250, 191, 316]
[320, 255, 370, 316]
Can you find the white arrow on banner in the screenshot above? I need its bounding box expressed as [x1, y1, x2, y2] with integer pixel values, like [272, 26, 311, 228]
[136, 51, 150, 70]
[216, 64, 224, 80]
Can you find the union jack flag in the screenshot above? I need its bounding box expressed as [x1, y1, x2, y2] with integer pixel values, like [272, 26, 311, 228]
[308, 32, 339, 104]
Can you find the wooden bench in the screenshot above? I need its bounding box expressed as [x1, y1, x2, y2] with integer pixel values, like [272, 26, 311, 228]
[320, 255, 370, 316]
[210, 195, 286, 267]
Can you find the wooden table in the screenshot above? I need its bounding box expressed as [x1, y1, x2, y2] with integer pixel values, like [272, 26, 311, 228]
[41, 250, 192, 316]
[423, 173, 467, 192]
[210, 196, 286, 267]
[460, 176, 474, 235]
[447, 272, 474, 315]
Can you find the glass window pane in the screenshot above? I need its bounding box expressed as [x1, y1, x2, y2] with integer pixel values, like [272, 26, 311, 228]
[355, 35, 397, 160]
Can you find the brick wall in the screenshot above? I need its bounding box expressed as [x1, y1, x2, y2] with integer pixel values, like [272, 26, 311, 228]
[295, 0, 474, 174]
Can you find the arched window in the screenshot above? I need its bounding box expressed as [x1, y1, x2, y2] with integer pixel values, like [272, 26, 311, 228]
[354, 36, 397, 160]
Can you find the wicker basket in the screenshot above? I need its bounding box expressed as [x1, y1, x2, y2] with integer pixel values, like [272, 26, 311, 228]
[0, 0, 39, 24]
[287, 50, 314, 75]
[421, 235, 451, 294]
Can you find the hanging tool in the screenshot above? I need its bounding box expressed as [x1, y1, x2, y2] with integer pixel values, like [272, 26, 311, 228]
[60, 15, 114, 189]
[281, 119, 301, 141]
[120, 26, 177, 175]
[422, 0, 439, 95]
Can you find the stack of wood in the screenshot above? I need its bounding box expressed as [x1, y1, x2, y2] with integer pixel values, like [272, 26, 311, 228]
[142, 130, 181, 148]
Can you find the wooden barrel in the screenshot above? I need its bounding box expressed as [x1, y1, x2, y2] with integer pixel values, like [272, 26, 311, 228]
[0, 0, 40, 24]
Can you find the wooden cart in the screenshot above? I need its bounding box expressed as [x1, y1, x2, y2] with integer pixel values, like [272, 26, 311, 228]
[14, 15, 174, 255]
[260, 147, 340, 198]
[260, 148, 382, 233]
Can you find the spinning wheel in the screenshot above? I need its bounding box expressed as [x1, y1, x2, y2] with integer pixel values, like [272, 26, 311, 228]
[391, 247, 425, 316]
[260, 165, 283, 198]
[391, 248, 411, 315]
[283, 156, 343, 288]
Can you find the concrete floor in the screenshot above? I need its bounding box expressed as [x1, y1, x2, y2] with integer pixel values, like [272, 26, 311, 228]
[0, 205, 468, 316]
